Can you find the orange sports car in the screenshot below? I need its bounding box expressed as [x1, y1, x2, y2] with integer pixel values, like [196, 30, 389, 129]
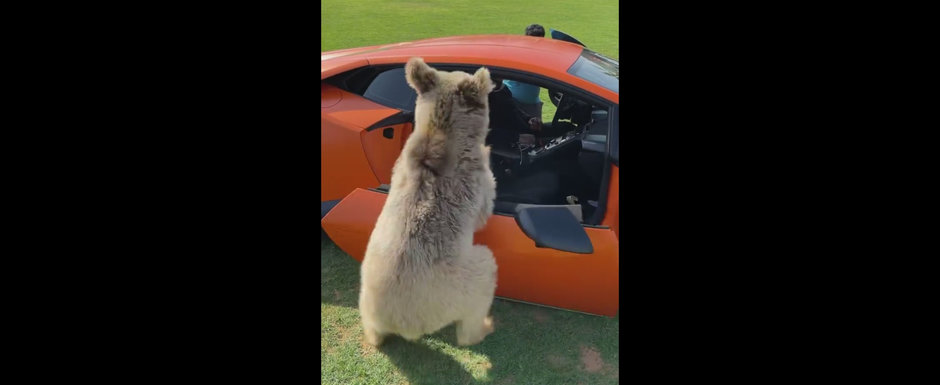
[321, 31, 620, 316]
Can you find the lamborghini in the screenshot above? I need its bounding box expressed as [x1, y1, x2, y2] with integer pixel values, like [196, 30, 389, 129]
[321, 30, 620, 316]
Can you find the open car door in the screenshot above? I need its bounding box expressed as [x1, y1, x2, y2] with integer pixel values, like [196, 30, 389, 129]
[549, 28, 586, 47]
[321, 186, 619, 316]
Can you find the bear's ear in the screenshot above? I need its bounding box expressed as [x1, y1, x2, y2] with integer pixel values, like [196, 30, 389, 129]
[472, 66, 494, 94]
[405, 57, 437, 94]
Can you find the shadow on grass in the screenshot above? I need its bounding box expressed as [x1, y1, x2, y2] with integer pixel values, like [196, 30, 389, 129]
[378, 334, 479, 385]
[321, 231, 619, 384]
[466, 300, 620, 384]
[378, 304, 619, 385]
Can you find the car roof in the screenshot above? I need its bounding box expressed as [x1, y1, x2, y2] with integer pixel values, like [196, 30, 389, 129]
[322, 35, 618, 103]
[322, 34, 583, 75]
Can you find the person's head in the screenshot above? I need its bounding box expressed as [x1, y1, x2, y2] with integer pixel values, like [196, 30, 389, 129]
[525, 24, 545, 37]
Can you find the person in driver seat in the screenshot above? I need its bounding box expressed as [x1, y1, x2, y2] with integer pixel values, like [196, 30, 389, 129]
[487, 75, 542, 150]
[504, 24, 546, 118]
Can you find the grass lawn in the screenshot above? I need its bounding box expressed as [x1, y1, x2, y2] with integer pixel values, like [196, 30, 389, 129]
[322, 1, 619, 383]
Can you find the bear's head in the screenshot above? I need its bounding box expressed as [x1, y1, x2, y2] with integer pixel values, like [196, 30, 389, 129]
[405, 57, 494, 143]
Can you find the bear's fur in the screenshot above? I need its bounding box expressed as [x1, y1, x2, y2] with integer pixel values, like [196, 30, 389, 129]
[359, 57, 498, 347]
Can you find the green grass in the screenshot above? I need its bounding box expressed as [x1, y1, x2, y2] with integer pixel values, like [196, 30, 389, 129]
[322, 2, 619, 383]
[322, 0, 619, 124]
[322, 233, 619, 385]
[320, 0, 618, 59]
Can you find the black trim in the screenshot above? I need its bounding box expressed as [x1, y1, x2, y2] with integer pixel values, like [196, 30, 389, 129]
[433, 64, 612, 108]
[329, 62, 616, 113]
[324, 65, 378, 95]
[356, 190, 611, 231]
[514, 206, 594, 254]
[610, 105, 619, 167]
[359, 63, 613, 108]
[338, 187, 615, 231]
[493, 200, 519, 215]
[588, 155, 613, 225]
[583, 105, 616, 225]
[367, 184, 391, 194]
[364, 111, 414, 132]
[321, 200, 341, 219]
[493, 206, 609, 229]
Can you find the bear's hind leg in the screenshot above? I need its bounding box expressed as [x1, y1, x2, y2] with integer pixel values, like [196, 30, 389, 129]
[455, 245, 497, 346]
[360, 306, 387, 346]
[456, 312, 494, 346]
[363, 323, 387, 346]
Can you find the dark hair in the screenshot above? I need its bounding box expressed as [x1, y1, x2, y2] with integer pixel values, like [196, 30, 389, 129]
[525, 24, 545, 37]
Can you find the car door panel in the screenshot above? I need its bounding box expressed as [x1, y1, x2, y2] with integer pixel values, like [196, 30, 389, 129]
[321, 188, 620, 316]
[360, 122, 412, 184]
[473, 214, 619, 316]
[321, 83, 406, 201]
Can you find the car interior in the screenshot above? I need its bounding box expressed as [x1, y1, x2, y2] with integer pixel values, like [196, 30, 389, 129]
[325, 65, 612, 225]
[484, 74, 610, 225]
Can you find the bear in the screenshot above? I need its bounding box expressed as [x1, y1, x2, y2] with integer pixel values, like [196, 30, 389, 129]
[358, 57, 498, 347]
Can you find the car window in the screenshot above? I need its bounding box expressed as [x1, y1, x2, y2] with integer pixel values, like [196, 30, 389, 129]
[567, 49, 618, 93]
[363, 68, 417, 112]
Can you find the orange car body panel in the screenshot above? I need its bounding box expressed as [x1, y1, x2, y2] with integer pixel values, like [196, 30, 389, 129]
[360, 122, 412, 184]
[321, 189, 388, 261]
[321, 84, 402, 201]
[321, 188, 620, 316]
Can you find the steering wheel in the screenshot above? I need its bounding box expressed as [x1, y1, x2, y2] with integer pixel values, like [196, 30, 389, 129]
[548, 88, 564, 106]
[550, 92, 578, 130]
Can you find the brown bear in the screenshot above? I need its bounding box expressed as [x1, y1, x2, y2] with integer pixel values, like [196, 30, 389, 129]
[359, 57, 498, 347]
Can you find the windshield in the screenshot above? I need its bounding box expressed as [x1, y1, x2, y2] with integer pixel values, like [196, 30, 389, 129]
[567, 48, 619, 93]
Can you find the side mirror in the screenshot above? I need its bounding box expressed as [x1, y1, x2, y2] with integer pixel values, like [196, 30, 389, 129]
[514, 207, 594, 254]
